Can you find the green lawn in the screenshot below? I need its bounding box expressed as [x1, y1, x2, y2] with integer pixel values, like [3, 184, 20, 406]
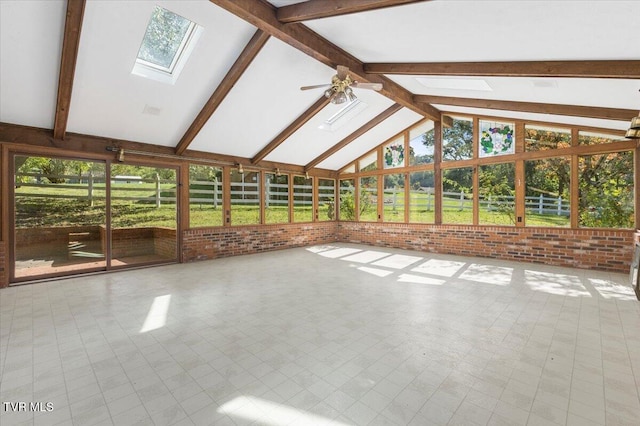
[14, 184, 570, 229]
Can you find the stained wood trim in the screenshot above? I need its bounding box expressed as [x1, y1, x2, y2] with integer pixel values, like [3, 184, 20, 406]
[570, 154, 579, 228]
[305, 104, 402, 170]
[179, 165, 190, 248]
[433, 120, 442, 224]
[515, 160, 525, 227]
[277, 0, 429, 23]
[414, 95, 638, 122]
[635, 145, 640, 228]
[209, 0, 440, 121]
[364, 60, 640, 79]
[53, 0, 86, 140]
[175, 29, 270, 155]
[223, 166, 231, 226]
[252, 96, 330, 164]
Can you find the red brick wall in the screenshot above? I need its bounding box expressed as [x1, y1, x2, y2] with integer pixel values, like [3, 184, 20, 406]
[108, 227, 176, 259]
[154, 227, 177, 259]
[182, 222, 336, 262]
[338, 222, 636, 273]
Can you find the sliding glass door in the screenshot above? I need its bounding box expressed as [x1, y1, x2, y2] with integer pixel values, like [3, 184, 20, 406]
[13, 155, 107, 280]
[11, 155, 179, 282]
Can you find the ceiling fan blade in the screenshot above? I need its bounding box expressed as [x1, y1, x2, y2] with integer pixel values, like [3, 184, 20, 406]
[336, 65, 348, 80]
[352, 82, 383, 91]
[300, 84, 331, 91]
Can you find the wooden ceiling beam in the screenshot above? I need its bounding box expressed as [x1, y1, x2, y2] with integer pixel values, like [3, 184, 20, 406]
[209, 0, 440, 122]
[304, 103, 402, 170]
[252, 96, 330, 164]
[53, 0, 86, 140]
[276, 0, 430, 23]
[414, 95, 638, 122]
[175, 29, 270, 155]
[364, 60, 640, 79]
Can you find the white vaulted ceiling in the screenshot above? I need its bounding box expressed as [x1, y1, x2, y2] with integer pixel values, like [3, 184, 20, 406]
[1, 0, 639, 170]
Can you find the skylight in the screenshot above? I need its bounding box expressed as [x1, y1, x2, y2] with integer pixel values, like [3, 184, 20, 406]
[318, 99, 368, 132]
[132, 6, 202, 84]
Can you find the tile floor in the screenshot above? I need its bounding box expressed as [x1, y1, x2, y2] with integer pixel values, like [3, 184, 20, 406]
[1, 243, 639, 426]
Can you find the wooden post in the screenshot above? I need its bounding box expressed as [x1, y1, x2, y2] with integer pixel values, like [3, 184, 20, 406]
[434, 120, 442, 224]
[155, 173, 161, 208]
[213, 177, 218, 209]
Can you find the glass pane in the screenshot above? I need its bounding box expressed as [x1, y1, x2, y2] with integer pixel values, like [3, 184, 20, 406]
[342, 164, 356, 174]
[137, 6, 193, 70]
[579, 151, 634, 228]
[318, 178, 336, 221]
[293, 176, 312, 223]
[479, 120, 515, 158]
[265, 173, 289, 224]
[525, 157, 570, 227]
[14, 156, 106, 279]
[339, 179, 355, 221]
[110, 165, 177, 266]
[359, 151, 377, 172]
[383, 137, 405, 169]
[442, 167, 473, 224]
[525, 125, 571, 151]
[359, 176, 378, 221]
[579, 131, 629, 145]
[409, 121, 435, 165]
[409, 171, 435, 223]
[231, 170, 260, 225]
[383, 174, 405, 222]
[479, 163, 515, 226]
[189, 164, 222, 228]
[443, 117, 473, 161]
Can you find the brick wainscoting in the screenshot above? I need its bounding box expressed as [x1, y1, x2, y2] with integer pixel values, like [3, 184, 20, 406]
[338, 222, 637, 273]
[182, 222, 336, 262]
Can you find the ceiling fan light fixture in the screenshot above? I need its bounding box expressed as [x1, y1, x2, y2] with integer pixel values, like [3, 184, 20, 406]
[625, 127, 640, 139]
[324, 88, 334, 98]
[345, 87, 357, 103]
[331, 91, 348, 105]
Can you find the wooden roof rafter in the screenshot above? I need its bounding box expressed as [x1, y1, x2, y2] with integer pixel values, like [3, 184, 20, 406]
[53, 0, 86, 140]
[363, 60, 640, 79]
[175, 29, 270, 155]
[251, 96, 331, 164]
[304, 103, 403, 171]
[209, 0, 441, 122]
[413, 95, 638, 122]
[276, 0, 431, 23]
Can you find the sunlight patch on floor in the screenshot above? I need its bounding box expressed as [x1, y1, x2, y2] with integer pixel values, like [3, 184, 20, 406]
[342, 250, 391, 264]
[357, 266, 394, 277]
[525, 271, 591, 297]
[218, 395, 351, 426]
[588, 278, 636, 300]
[411, 259, 466, 277]
[140, 294, 171, 333]
[398, 273, 445, 285]
[459, 264, 513, 285]
[318, 247, 362, 258]
[372, 254, 423, 269]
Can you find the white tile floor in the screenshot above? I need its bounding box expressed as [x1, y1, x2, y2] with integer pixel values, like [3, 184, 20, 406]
[1, 243, 639, 426]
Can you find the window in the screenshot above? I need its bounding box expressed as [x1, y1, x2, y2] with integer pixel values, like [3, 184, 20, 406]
[359, 176, 378, 221]
[383, 174, 405, 222]
[479, 163, 515, 225]
[319, 99, 368, 132]
[442, 167, 473, 224]
[230, 170, 260, 225]
[383, 137, 405, 169]
[293, 176, 312, 222]
[525, 125, 571, 151]
[479, 120, 515, 158]
[265, 173, 289, 224]
[189, 165, 222, 228]
[359, 151, 377, 172]
[579, 152, 634, 228]
[132, 6, 202, 84]
[579, 131, 629, 146]
[443, 117, 473, 161]
[318, 178, 336, 221]
[525, 157, 570, 227]
[409, 171, 435, 223]
[339, 179, 355, 221]
[409, 120, 435, 166]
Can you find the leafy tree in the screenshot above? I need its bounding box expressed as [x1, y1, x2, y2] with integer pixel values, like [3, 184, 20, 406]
[422, 118, 473, 161]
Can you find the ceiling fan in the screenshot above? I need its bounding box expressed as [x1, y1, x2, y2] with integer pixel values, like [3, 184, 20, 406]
[300, 65, 383, 105]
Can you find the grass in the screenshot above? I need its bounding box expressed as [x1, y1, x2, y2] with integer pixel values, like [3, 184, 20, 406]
[14, 184, 570, 229]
